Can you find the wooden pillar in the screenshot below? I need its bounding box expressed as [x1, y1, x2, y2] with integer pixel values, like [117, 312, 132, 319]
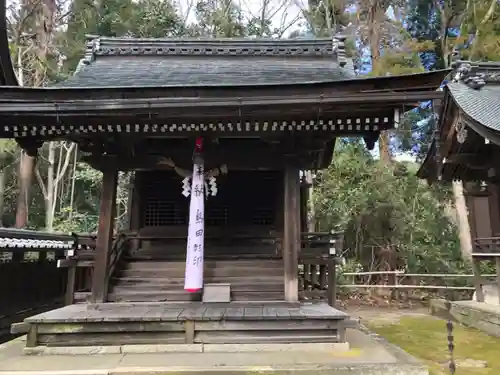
[128, 172, 141, 253]
[283, 159, 300, 302]
[327, 256, 337, 307]
[471, 257, 484, 302]
[91, 169, 118, 304]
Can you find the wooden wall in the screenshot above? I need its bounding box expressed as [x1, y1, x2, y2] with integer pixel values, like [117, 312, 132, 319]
[466, 183, 500, 240]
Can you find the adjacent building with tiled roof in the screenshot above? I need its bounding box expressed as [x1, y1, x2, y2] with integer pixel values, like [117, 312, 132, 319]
[417, 61, 500, 182]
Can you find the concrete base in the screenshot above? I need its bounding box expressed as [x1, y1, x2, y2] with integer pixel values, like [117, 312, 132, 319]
[0, 329, 428, 375]
[23, 342, 351, 355]
[0, 366, 428, 375]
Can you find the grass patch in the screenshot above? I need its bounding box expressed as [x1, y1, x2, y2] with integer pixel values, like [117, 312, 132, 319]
[367, 316, 500, 375]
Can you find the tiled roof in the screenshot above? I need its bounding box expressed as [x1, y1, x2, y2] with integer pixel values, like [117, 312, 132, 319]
[449, 83, 500, 131]
[0, 238, 73, 249]
[417, 61, 500, 182]
[447, 61, 500, 132]
[0, 228, 94, 250]
[54, 35, 355, 88]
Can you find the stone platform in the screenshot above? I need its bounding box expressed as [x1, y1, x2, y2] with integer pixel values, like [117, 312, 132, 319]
[430, 299, 500, 337]
[0, 328, 428, 375]
[13, 302, 353, 348]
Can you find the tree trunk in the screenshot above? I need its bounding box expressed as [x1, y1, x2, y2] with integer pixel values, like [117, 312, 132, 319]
[378, 132, 392, 164]
[452, 180, 472, 261]
[367, 1, 392, 164]
[305, 170, 316, 232]
[45, 142, 56, 231]
[15, 152, 35, 228]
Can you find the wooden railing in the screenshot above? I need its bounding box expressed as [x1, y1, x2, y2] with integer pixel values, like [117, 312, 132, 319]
[299, 231, 343, 307]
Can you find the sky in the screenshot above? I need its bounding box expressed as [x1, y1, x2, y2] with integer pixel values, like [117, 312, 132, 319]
[178, 0, 305, 35]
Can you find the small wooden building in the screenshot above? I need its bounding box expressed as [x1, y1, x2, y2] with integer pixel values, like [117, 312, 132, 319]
[1, 35, 447, 347]
[418, 60, 500, 303]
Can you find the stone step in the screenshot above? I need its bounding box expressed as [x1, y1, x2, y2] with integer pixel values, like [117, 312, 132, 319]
[119, 267, 282, 278]
[111, 283, 284, 293]
[126, 254, 279, 261]
[137, 245, 276, 254]
[110, 290, 284, 302]
[123, 260, 283, 270]
[74, 291, 285, 303]
[112, 276, 284, 286]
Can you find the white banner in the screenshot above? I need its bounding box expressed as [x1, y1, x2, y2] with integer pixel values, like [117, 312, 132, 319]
[184, 157, 205, 292]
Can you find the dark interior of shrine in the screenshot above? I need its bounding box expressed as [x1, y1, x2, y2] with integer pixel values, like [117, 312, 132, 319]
[139, 170, 282, 230]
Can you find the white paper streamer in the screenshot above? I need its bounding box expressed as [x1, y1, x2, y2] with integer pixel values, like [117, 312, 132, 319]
[184, 156, 205, 292]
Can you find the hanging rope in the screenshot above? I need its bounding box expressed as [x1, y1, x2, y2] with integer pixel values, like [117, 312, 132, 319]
[444, 296, 456, 375]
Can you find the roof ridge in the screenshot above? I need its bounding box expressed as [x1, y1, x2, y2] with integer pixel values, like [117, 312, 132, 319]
[84, 34, 347, 44]
[83, 34, 348, 66]
[450, 60, 500, 90]
[452, 60, 500, 69]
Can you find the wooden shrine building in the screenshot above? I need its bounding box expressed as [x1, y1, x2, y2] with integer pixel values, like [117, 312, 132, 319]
[0, 35, 448, 348]
[418, 61, 500, 304]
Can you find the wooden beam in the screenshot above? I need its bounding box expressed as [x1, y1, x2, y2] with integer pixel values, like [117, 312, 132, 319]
[446, 149, 500, 170]
[283, 158, 300, 302]
[440, 107, 459, 159]
[471, 257, 484, 302]
[90, 168, 118, 303]
[0, 87, 446, 109]
[0, 69, 448, 101]
[82, 151, 319, 171]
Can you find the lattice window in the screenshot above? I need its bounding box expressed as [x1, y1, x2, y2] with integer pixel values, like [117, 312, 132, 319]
[140, 170, 280, 227]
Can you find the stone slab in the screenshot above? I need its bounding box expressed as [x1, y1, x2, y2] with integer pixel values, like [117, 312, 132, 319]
[24, 346, 122, 356]
[0, 365, 428, 375]
[202, 284, 231, 303]
[0, 329, 428, 375]
[21, 342, 349, 355]
[122, 344, 203, 354]
[201, 342, 350, 353]
[430, 298, 500, 337]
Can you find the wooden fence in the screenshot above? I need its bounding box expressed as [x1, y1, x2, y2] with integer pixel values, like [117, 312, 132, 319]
[0, 249, 66, 341]
[300, 269, 499, 302]
[0, 229, 94, 343]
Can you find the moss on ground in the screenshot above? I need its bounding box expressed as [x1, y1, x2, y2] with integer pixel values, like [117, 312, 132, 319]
[367, 316, 500, 375]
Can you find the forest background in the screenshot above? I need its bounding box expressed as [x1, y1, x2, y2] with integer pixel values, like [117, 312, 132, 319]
[3, 0, 499, 277]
